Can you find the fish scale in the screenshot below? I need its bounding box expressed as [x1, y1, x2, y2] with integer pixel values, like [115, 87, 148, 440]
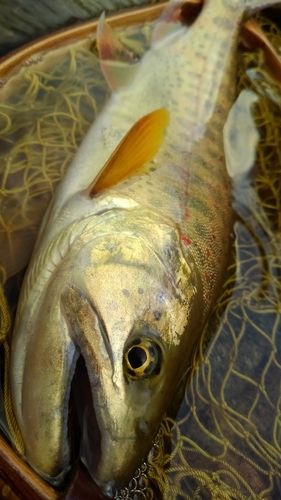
[10, 0, 281, 496]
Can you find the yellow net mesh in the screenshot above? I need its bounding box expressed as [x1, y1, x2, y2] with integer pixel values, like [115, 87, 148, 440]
[0, 13, 280, 500]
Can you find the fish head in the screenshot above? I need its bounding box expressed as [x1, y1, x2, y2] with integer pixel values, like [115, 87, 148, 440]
[61, 211, 203, 494]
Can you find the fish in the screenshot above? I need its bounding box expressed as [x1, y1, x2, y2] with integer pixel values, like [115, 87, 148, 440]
[9, 0, 280, 496]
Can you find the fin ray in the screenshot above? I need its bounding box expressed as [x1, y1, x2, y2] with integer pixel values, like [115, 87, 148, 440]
[97, 13, 140, 91]
[89, 108, 170, 196]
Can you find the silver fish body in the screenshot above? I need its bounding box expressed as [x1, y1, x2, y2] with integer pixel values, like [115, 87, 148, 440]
[10, 0, 280, 494]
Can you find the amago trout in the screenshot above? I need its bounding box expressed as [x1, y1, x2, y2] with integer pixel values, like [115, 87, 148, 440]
[10, 0, 280, 495]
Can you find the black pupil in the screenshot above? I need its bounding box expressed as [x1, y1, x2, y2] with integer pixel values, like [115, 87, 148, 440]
[128, 346, 147, 369]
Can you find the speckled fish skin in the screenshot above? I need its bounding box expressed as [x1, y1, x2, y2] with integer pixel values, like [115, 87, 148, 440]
[10, 0, 280, 495]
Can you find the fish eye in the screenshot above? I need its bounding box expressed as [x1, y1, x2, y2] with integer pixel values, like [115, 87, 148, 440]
[124, 339, 161, 379]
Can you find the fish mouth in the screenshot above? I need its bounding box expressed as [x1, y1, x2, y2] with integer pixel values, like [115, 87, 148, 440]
[70, 354, 102, 486]
[62, 284, 124, 494]
[70, 354, 137, 498]
[69, 349, 151, 497]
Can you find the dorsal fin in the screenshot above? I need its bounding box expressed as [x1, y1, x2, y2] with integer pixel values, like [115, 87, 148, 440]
[88, 108, 170, 196]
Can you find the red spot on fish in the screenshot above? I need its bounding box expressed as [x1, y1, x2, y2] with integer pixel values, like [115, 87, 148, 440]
[206, 248, 210, 257]
[185, 191, 189, 196]
[184, 212, 190, 219]
[204, 273, 210, 282]
[181, 235, 191, 245]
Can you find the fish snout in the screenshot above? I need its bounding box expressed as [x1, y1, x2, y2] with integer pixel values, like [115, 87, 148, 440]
[91, 423, 152, 495]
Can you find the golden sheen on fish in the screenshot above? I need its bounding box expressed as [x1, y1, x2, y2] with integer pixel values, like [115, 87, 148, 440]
[10, 0, 280, 495]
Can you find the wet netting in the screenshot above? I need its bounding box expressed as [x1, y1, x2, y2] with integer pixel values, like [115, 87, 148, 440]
[0, 13, 281, 500]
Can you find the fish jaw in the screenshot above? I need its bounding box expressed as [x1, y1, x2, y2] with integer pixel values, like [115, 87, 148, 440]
[10, 281, 78, 478]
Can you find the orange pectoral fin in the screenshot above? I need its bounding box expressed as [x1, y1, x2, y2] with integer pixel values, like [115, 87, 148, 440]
[88, 108, 170, 196]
